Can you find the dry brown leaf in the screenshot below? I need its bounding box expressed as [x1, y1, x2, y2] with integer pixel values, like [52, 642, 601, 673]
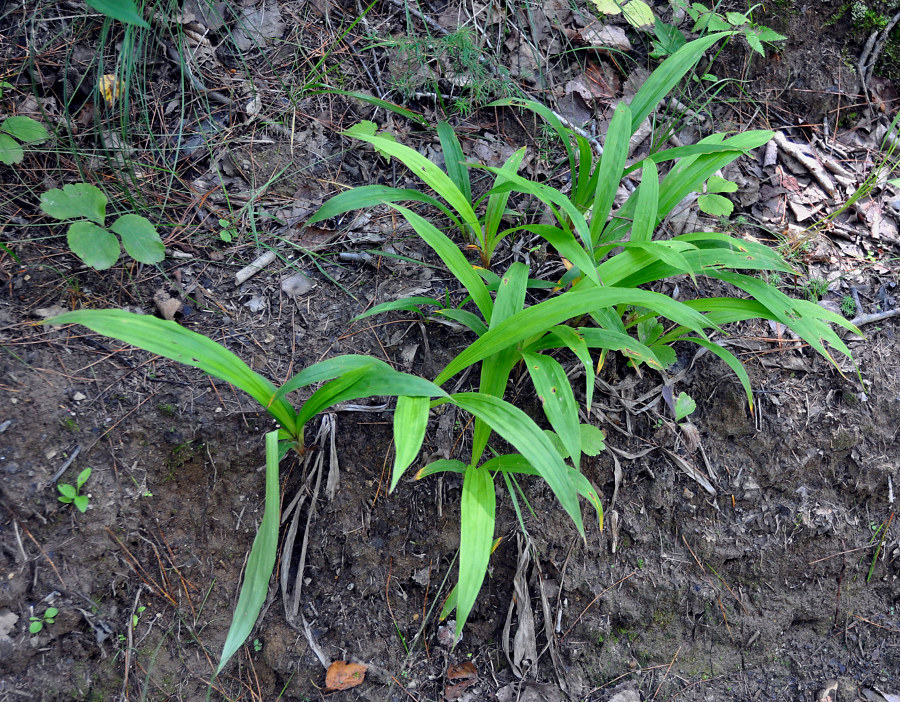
[445, 661, 478, 700]
[325, 660, 367, 691]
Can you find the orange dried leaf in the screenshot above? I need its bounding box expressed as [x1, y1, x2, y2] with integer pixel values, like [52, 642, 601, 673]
[325, 660, 367, 691]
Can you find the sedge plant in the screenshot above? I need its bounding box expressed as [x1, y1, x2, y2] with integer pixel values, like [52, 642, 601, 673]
[309, 31, 860, 636]
[47, 307, 601, 672]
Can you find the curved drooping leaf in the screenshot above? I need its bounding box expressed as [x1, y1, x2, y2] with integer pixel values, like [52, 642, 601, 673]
[49, 310, 298, 435]
[455, 464, 495, 637]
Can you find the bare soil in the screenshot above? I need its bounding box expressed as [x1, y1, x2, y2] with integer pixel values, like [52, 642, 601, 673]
[1, 1, 899, 701]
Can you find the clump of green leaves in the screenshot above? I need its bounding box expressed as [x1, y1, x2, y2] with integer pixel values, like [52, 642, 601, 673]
[57, 467, 92, 513]
[29, 607, 58, 634]
[0, 115, 50, 165]
[311, 31, 859, 637]
[40, 184, 164, 270]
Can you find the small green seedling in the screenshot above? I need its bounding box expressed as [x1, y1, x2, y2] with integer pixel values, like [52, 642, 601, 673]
[674, 392, 697, 423]
[698, 175, 738, 217]
[132, 605, 146, 627]
[57, 467, 92, 513]
[0, 115, 50, 165]
[217, 218, 238, 243]
[39, 183, 164, 270]
[29, 607, 58, 634]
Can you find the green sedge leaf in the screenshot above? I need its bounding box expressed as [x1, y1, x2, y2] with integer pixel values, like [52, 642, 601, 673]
[545, 325, 595, 412]
[49, 310, 298, 436]
[416, 459, 467, 479]
[590, 102, 631, 246]
[437, 122, 471, 204]
[390, 203, 493, 323]
[353, 296, 444, 321]
[523, 351, 582, 468]
[392, 396, 430, 491]
[456, 464, 495, 637]
[631, 159, 659, 242]
[450, 392, 584, 536]
[217, 431, 280, 674]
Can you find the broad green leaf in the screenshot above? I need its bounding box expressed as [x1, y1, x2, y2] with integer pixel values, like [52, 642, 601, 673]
[392, 396, 430, 491]
[580, 424, 606, 455]
[41, 183, 107, 225]
[1, 116, 50, 144]
[697, 193, 734, 216]
[0, 134, 23, 165]
[57, 484, 76, 499]
[436, 287, 711, 384]
[755, 26, 787, 42]
[49, 310, 298, 436]
[416, 459, 467, 479]
[437, 122, 471, 204]
[217, 430, 280, 673]
[725, 11, 748, 24]
[621, 0, 654, 28]
[591, 0, 622, 14]
[674, 392, 696, 421]
[391, 204, 493, 323]
[744, 31, 764, 56]
[628, 33, 731, 133]
[456, 464, 495, 637]
[111, 214, 165, 264]
[85, 0, 150, 27]
[67, 222, 120, 270]
[523, 351, 582, 468]
[651, 18, 687, 57]
[706, 175, 738, 194]
[450, 393, 584, 536]
[74, 495, 89, 513]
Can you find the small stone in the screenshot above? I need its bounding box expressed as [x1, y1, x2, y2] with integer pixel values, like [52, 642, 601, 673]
[72, 392, 86, 402]
[281, 272, 314, 298]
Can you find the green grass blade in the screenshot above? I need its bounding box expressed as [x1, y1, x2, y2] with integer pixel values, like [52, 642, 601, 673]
[392, 396, 430, 491]
[456, 464, 496, 637]
[681, 336, 755, 412]
[437, 122, 472, 203]
[318, 89, 428, 126]
[391, 204, 494, 323]
[435, 308, 489, 336]
[522, 352, 582, 468]
[51, 310, 297, 436]
[531, 326, 664, 370]
[274, 355, 387, 403]
[450, 393, 584, 536]
[216, 430, 281, 674]
[514, 224, 599, 286]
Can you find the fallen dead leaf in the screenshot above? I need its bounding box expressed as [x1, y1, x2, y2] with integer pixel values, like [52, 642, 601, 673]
[325, 660, 367, 691]
[445, 661, 478, 700]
